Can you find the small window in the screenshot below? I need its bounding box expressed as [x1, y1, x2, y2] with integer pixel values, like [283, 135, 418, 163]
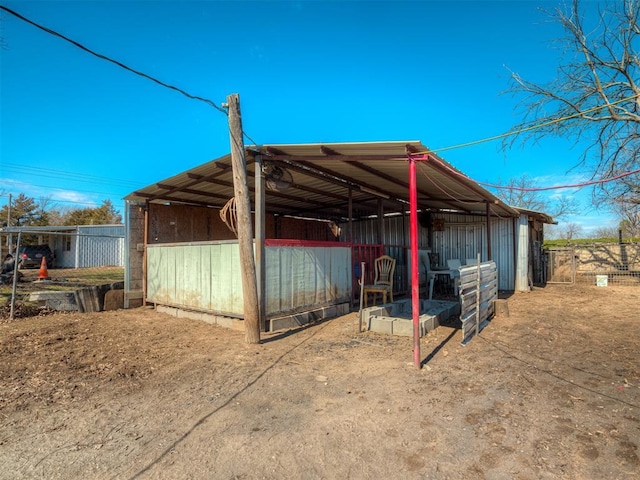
[64, 236, 72, 252]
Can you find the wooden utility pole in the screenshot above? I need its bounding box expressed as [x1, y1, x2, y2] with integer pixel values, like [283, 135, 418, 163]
[227, 93, 260, 344]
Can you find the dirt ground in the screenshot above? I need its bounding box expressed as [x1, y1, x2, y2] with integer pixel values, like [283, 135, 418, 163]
[1, 284, 638, 479]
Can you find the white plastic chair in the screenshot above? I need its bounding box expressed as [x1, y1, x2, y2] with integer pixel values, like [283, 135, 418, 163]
[363, 255, 396, 307]
[446, 259, 462, 296]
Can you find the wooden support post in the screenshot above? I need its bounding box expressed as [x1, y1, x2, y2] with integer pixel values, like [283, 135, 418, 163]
[512, 217, 518, 288]
[377, 198, 385, 244]
[254, 154, 267, 332]
[227, 93, 260, 344]
[486, 202, 492, 261]
[348, 187, 353, 244]
[142, 202, 149, 307]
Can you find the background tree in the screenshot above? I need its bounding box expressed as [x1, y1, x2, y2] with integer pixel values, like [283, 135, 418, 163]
[1, 195, 122, 227]
[592, 225, 619, 239]
[561, 222, 584, 242]
[609, 198, 640, 237]
[62, 200, 122, 226]
[506, 0, 640, 212]
[0, 193, 49, 226]
[492, 174, 579, 219]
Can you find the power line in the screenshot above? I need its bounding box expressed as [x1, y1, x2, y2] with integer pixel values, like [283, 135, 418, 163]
[479, 168, 640, 192]
[3, 5, 636, 200]
[420, 93, 640, 155]
[2, 163, 142, 188]
[1, 195, 124, 208]
[0, 5, 228, 115]
[1, 5, 260, 152]
[424, 154, 640, 192]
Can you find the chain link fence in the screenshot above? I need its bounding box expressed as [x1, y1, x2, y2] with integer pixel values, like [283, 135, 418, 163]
[1, 227, 125, 319]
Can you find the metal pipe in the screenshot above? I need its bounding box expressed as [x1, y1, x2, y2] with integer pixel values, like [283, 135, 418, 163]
[10, 231, 21, 320]
[409, 156, 421, 369]
[358, 261, 366, 333]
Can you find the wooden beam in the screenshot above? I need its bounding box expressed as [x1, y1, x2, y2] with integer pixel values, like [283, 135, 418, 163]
[293, 160, 388, 199]
[263, 154, 408, 162]
[132, 192, 228, 206]
[320, 145, 341, 156]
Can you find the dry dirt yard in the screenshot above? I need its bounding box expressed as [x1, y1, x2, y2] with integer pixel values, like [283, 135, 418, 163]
[1, 284, 639, 479]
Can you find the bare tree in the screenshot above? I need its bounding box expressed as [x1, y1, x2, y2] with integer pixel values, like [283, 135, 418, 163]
[610, 198, 640, 236]
[562, 222, 584, 241]
[592, 225, 619, 238]
[506, 0, 640, 207]
[492, 174, 580, 219]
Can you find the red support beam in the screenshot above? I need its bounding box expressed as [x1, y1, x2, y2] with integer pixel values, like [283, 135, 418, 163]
[409, 155, 421, 369]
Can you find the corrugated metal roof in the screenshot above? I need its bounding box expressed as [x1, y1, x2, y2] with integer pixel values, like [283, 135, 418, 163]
[125, 141, 519, 220]
[514, 207, 556, 224]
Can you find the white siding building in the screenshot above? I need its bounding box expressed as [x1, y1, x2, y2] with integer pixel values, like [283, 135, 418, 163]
[1, 225, 125, 268]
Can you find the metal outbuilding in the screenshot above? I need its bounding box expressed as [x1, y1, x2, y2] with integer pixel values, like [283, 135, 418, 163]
[124, 140, 553, 328]
[1, 224, 125, 268]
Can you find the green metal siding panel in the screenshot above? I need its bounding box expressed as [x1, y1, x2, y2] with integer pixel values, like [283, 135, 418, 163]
[147, 243, 244, 316]
[146, 242, 351, 318]
[264, 246, 351, 316]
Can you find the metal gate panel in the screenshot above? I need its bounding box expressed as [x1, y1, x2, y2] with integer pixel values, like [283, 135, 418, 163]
[546, 247, 575, 284]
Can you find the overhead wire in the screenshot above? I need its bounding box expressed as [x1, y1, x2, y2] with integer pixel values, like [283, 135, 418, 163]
[476, 168, 640, 191]
[2, 5, 638, 204]
[0, 5, 227, 115]
[0, 4, 261, 208]
[416, 93, 640, 156]
[0, 4, 259, 146]
[419, 154, 640, 192]
[2, 163, 143, 188]
[1, 180, 132, 199]
[416, 162, 480, 205]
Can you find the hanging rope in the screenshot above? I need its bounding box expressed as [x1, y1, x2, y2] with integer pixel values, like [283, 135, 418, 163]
[220, 197, 238, 237]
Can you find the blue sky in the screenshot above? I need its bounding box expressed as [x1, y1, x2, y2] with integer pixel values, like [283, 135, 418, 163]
[0, 0, 618, 235]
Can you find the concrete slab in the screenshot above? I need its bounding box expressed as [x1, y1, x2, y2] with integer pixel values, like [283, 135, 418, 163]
[29, 291, 79, 311]
[269, 302, 351, 332]
[28, 283, 126, 313]
[156, 305, 245, 332]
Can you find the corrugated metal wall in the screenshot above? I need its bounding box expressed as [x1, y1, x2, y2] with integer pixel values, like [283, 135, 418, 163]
[146, 242, 352, 318]
[77, 225, 125, 268]
[342, 213, 517, 291]
[265, 246, 351, 314]
[491, 217, 516, 291]
[147, 242, 244, 316]
[515, 215, 530, 291]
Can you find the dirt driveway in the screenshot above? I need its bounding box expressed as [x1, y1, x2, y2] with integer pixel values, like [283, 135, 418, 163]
[1, 284, 638, 479]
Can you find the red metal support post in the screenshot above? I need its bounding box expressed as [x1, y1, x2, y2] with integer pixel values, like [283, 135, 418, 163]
[409, 155, 421, 369]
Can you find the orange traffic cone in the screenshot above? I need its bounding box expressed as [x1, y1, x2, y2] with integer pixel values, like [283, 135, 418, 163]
[38, 256, 50, 281]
